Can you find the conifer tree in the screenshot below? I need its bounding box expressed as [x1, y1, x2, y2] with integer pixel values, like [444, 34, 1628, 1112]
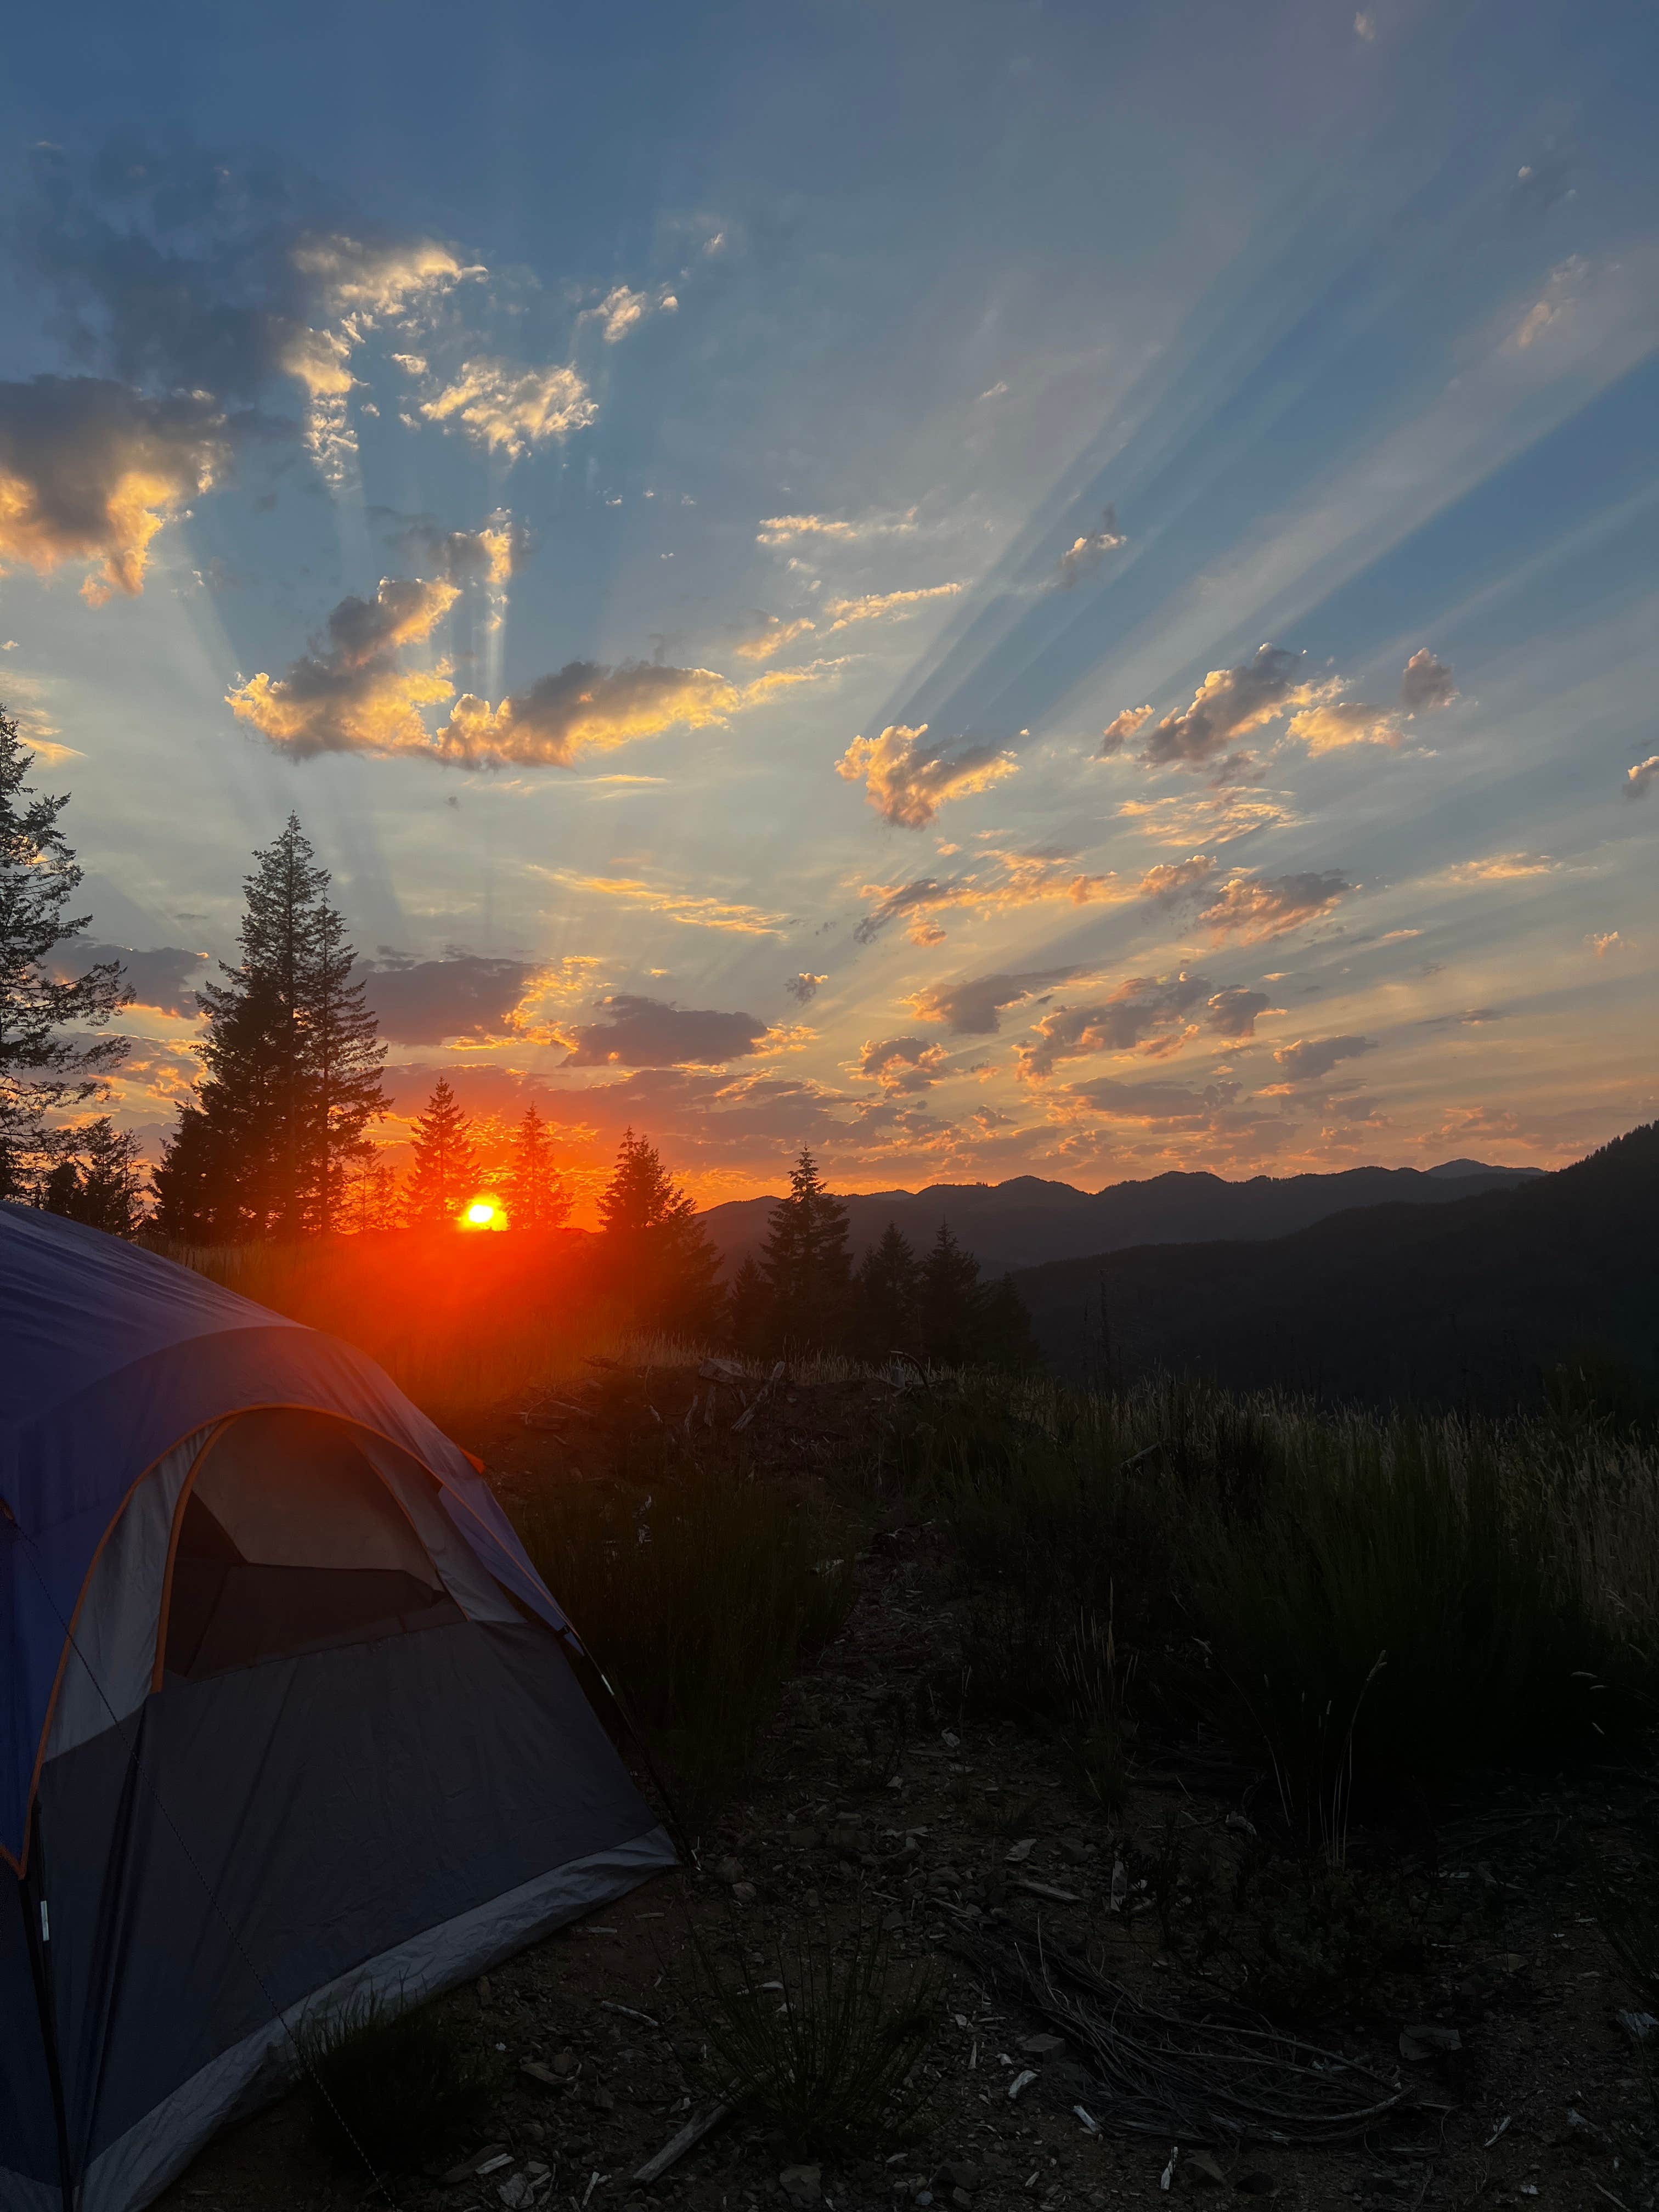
[0, 707, 129, 1197]
[597, 1127, 723, 1335]
[915, 1219, 987, 1368]
[306, 888, 388, 1231]
[503, 1104, 571, 1229]
[345, 1149, 401, 1232]
[154, 971, 294, 1238]
[759, 1147, 851, 1351]
[726, 1252, 770, 1355]
[403, 1075, 481, 1226]
[851, 1221, 921, 1360]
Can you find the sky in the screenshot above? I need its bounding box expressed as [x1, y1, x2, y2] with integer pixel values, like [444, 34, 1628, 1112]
[2, 0, 1656, 1214]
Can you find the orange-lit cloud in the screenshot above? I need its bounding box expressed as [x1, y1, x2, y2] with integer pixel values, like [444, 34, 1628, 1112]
[1625, 755, 1659, 799]
[1441, 851, 1558, 882]
[1017, 973, 1211, 1079]
[837, 722, 1019, 828]
[0, 377, 228, 603]
[733, 616, 818, 662]
[417, 358, 596, 457]
[438, 659, 831, 769]
[545, 871, 791, 935]
[757, 509, 918, 546]
[854, 849, 1124, 943]
[825, 582, 965, 631]
[1197, 869, 1350, 941]
[227, 576, 459, 755]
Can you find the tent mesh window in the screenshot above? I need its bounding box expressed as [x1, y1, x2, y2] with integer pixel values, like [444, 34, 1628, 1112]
[162, 1409, 462, 1681]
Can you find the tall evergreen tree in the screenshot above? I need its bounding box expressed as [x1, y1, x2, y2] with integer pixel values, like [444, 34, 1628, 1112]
[41, 1118, 146, 1236]
[503, 1104, 571, 1229]
[0, 707, 129, 1197]
[597, 1128, 723, 1336]
[916, 1219, 987, 1368]
[154, 970, 295, 1239]
[402, 1075, 481, 1226]
[345, 1149, 402, 1232]
[851, 1221, 921, 1360]
[306, 888, 388, 1231]
[727, 1252, 770, 1355]
[759, 1147, 851, 1351]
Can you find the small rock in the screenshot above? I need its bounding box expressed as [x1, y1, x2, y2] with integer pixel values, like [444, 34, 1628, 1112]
[476, 1974, 493, 2006]
[1620, 2008, 1659, 2042]
[937, 2164, 982, 2192]
[443, 2145, 509, 2186]
[713, 1855, 746, 1884]
[1005, 1838, 1036, 1864]
[1398, 2024, 1462, 2063]
[780, 2165, 823, 2207]
[731, 1881, 758, 1905]
[941, 1730, 961, 1749]
[1182, 2149, 1227, 2187]
[550, 2048, 579, 2077]
[520, 2060, 565, 2089]
[1007, 2068, 1037, 2101]
[1019, 2034, 1066, 2055]
[589, 2085, 616, 2112]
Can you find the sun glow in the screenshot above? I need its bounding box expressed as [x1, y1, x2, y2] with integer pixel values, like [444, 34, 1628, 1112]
[460, 1195, 506, 1230]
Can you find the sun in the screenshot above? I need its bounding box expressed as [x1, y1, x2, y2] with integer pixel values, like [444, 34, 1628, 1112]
[460, 1195, 506, 1230]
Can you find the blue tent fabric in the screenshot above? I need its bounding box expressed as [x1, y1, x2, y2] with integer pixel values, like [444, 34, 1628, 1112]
[0, 1205, 567, 1871]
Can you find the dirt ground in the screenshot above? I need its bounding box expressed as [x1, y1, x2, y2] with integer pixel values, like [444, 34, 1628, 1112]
[158, 1368, 1659, 2212]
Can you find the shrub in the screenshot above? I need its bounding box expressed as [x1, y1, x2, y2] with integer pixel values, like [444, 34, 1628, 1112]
[682, 1912, 940, 2155]
[292, 1988, 501, 2174]
[514, 1462, 857, 1799]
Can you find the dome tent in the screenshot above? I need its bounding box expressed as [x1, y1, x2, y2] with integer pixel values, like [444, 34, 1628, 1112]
[0, 1205, 675, 2212]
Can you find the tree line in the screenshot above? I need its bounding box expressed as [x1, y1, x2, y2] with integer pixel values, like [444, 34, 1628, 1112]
[2, 710, 1036, 1367]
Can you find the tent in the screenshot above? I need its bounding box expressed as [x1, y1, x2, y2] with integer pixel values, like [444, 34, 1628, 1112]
[0, 1205, 676, 2212]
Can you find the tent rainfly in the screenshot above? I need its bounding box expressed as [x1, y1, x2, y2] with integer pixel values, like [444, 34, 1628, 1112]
[0, 1205, 675, 2212]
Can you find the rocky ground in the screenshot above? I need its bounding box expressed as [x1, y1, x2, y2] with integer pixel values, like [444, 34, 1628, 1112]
[161, 1367, 1659, 2212]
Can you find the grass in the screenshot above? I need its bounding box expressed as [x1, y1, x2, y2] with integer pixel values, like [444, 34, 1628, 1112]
[681, 1912, 940, 2155]
[512, 1458, 858, 1802]
[292, 1988, 501, 2175]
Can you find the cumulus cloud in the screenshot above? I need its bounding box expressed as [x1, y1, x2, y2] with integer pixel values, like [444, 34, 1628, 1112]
[1206, 986, 1273, 1039]
[1142, 645, 1307, 769]
[416, 358, 597, 458]
[836, 723, 1019, 828]
[438, 659, 827, 770]
[48, 940, 207, 1017]
[1400, 648, 1457, 714]
[1272, 1034, 1376, 1083]
[1100, 704, 1152, 754]
[1284, 692, 1403, 752]
[1057, 505, 1125, 585]
[560, 993, 769, 1069]
[854, 850, 1122, 944]
[578, 284, 676, 343]
[785, 972, 828, 1003]
[825, 582, 964, 631]
[855, 1035, 949, 1093]
[1136, 854, 1217, 906]
[757, 509, 918, 547]
[0, 377, 229, 602]
[906, 968, 1083, 1037]
[1069, 1074, 1242, 1122]
[1197, 870, 1350, 942]
[547, 872, 789, 935]
[227, 575, 460, 756]
[356, 952, 546, 1043]
[1625, 754, 1659, 800]
[1017, 974, 1211, 1079]
[383, 510, 526, 586]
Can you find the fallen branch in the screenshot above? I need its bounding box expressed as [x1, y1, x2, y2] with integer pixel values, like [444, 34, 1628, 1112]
[631, 2101, 735, 2185]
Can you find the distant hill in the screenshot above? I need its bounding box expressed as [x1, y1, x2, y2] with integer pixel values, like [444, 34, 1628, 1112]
[1010, 1124, 1659, 1411]
[698, 1160, 1543, 1277]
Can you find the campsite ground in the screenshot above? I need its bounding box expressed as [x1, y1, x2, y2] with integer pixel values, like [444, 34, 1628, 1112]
[158, 1364, 1658, 2212]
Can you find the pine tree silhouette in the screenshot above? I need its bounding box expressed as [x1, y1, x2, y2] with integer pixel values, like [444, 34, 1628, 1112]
[597, 1128, 723, 1335]
[852, 1221, 921, 1359]
[0, 704, 130, 1198]
[403, 1075, 481, 1227]
[759, 1147, 851, 1351]
[504, 1104, 571, 1229]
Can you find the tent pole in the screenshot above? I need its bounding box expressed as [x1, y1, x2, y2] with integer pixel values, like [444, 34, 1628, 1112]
[20, 1804, 77, 2212]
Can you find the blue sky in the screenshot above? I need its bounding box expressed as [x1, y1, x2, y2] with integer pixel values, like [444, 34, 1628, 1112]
[2, 0, 1655, 1209]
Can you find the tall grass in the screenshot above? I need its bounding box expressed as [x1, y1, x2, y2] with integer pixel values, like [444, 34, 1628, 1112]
[899, 1375, 1659, 1813]
[513, 1459, 857, 1801]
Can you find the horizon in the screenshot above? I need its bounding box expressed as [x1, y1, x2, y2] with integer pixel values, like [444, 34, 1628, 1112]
[4, 0, 1657, 1218]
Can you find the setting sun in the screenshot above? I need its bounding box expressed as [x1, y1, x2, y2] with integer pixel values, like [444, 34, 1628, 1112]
[460, 1197, 505, 1231]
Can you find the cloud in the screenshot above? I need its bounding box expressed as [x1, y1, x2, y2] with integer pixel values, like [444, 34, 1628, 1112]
[1625, 754, 1659, 800]
[1272, 1034, 1376, 1082]
[1135, 854, 1217, 906]
[733, 615, 817, 662]
[546, 872, 790, 935]
[47, 940, 207, 1017]
[578, 284, 676, 343]
[785, 973, 828, 1005]
[757, 509, 918, 547]
[1284, 692, 1403, 752]
[855, 1035, 948, 1092]
[1513, 256, 1587, 351]
[1588, 930, 1623, 956]
[356, 952, 546, 1043]
[0, 377, 229, 602]
[825, 582, 964, 631]
[854, 849, 1122, 944]
[1057, 505, 1125, 585]
[1197, 870, 1350, 941]
[1400, 648, 1457, 714]
[383, 511, 526, 586]
[227, 575, 460, 755]
[560, 993, 769, 1069]
[1442, 851, 1557, 882]
[438, 659, 827, 770]
[1117, 790, 1300, 846]
[1142, 645, 1307, 769]
[836, 723, 1019, 828]
[417, 359, 596, 457]
[1206, 986, 1273, 1039]
[907, 968, 1084, 1037]
[1100, 704, 1152, 754]
[1069, 1074, 1242, 1121]
[1017, 974, 1211, 1079]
